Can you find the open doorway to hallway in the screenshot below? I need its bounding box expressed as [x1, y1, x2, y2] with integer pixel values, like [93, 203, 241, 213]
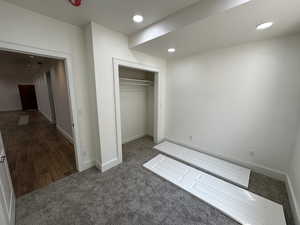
[0, 50, 77, 197]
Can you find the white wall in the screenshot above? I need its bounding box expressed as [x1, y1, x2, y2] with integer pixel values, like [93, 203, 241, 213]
[120, 84, 148, 143]
[0, 0, 98, 170]
[147, 86, 154, 136]
[119, 67, 154, 143]
[85, 22, 166, 171]
[0, 74, 34, 111]
[166, 34, 300, 174]
[34, 73, 52, 121]
[51, 61, 73, 141]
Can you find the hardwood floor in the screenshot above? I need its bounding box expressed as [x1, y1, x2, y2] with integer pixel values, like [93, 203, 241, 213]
[0, 111, 77, 197]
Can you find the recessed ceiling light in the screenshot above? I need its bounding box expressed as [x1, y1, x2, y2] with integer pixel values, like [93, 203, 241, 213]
[133, 14, 144, 23]
[168, 48, 176, 53]
[256, 22, 273, 30]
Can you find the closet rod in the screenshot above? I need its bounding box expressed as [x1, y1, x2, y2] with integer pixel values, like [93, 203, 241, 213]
[119, 78, 153, 83]
[120, 82, 153, 87]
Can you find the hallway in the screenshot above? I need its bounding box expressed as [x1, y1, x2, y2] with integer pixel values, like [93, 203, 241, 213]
[0, 111, 76, 197]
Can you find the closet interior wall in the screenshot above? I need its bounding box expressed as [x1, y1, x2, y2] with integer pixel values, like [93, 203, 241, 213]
[119, 66, 154, 144]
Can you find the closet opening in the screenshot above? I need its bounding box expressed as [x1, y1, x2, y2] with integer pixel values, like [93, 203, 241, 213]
[113, 59, 162, 164]
[119, 66, 155, 143]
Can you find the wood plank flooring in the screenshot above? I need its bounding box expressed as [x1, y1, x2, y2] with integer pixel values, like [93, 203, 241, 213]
[0, 111, 77, 197]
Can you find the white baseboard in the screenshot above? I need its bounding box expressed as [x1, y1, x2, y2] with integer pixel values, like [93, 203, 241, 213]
[286, 175, 300, 225]
[79, 160, 96, 171]
[122, 134, 147, 144]
[9, 190, 15, 225]
[39, 110, 52, 123]
[98, 158, 121, 172]
[0, 108, 22, 112]
[56, 125, 73, 143]
[165, 138, 287, 181]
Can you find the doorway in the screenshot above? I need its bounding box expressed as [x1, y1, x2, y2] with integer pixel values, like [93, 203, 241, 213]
[18, 84, 38, 111]
[113, 59, 162, 164]
[0, 49, 79, 197]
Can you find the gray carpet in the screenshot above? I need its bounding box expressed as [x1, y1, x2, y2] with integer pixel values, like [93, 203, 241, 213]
[16, 136, 295, 225]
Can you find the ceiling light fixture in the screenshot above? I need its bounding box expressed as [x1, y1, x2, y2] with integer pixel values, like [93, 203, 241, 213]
[256, 22, 273, 31]
[168, 48, 176, 53]
[133, 14, 144, 23]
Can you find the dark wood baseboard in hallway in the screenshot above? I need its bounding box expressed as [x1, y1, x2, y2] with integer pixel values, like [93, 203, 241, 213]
[0, 111, 77, 197]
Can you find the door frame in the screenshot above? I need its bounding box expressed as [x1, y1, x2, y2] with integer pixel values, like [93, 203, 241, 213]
[113, 58, 162, 165]
[0, 41, 83, 172]
[0, 142, 15, 225]
[45, 71, 56, 123]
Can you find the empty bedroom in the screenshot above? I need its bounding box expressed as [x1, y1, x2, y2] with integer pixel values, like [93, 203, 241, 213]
[0, 0, 300, 225]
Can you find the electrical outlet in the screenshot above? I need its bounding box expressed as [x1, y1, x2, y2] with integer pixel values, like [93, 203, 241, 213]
[189, 136, 193, 141]
[249, 151, 255, 157]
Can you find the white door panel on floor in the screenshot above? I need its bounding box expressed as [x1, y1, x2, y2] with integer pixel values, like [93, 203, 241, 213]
[154, 141, 250, 187]
[0, 132, 15, 225]
[144, 154, 286, 225]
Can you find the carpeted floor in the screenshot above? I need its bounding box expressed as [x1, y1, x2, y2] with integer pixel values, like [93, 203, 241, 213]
[16, 136, 295, 225]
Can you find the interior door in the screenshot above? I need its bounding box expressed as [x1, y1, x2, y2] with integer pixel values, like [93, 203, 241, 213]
[18, 85, 38, 110]
[0, 132, 15, 225]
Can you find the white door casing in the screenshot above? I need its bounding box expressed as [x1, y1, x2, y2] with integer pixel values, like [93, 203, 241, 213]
[0, 132, 15, 225]
[112, 58, 162, 165]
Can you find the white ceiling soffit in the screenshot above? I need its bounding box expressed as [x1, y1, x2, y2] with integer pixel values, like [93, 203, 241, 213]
[129, 0, 251, 48]
[4, 0, 199, 35]
[132, 0, 300, 58]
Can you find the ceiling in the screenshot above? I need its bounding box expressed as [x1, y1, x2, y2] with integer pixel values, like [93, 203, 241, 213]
[133, 0, 300, 58]
[4, 0, 300, 59]
[0, 50, 57, 81]
[4, 0, 199, 35]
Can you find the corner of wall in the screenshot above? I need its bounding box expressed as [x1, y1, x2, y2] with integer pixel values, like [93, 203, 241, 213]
[83, 20, 102, 168]
[100, 158, 121, 172]
[286, 175, 300, 225]
[56, 124, 73, 143]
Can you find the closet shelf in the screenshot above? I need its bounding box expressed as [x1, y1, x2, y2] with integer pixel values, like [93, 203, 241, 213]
[119, 78, 154, 86]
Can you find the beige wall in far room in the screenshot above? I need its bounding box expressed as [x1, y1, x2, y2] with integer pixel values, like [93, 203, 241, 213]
[51, 61, 73, 141]
[0, 74, 34, 112]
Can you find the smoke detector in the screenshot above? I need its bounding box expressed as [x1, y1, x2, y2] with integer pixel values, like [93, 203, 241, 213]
[68, 0, 82, 7]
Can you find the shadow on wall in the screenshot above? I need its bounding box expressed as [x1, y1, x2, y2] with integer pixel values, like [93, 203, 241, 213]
[34, 60, 73, 142]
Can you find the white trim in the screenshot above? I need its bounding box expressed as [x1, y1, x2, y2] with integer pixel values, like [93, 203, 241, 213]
[0, 40, 84, 172]
[80, 160, 96, 171]
[0, 108, 22, 112]
[165, 138, 287, 181]
[39, 110, 53, 123]
[122, 134, 148, 144]
[101, 158, 120, 172]
[95, 160, 102, 171]
[286, 175, 300, 225]
[8, 190, 15, 225]
[56, 125, 73, 144]
[112, 58, 162, 166]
